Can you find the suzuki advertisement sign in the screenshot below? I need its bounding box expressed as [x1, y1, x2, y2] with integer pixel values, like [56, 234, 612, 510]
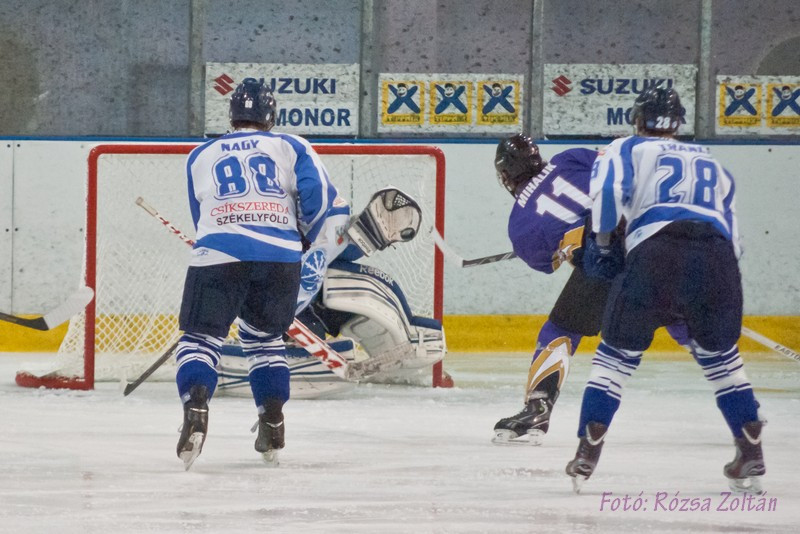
[205, 63, 359, 136]
[543, 64, 697, 136]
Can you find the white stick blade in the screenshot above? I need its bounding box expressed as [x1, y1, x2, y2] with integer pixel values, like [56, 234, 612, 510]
[429, 228, 465, 266]
[42, 286, 95, 329]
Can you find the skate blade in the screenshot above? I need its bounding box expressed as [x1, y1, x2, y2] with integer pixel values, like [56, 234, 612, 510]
[179, 432, 205, 471]
[570, 475, 587, 494]
[728, 476, 764, 495]
[491, 429, 544, 446]
[261, 449, 280, 468]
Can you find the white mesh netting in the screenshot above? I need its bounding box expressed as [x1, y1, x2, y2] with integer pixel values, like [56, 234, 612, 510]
[50, 144, 442, 385]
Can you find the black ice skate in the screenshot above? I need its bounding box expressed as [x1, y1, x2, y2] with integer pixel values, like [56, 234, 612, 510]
[492, 397, 553, 445]
[724, 421, 766, 495]
[176, 385, 209, 471]
[254, 398, 285, 467]
[565, 422, 608, 493]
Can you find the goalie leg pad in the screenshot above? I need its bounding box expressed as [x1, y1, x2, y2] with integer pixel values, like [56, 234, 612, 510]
[322, 262, 446, 376]
[347, 188, 422, 256]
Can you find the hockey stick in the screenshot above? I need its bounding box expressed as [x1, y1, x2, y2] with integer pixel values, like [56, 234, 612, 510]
[134, 197, 350, 380]
[0, 286, 94, 331]
[135, 196, 194, 246]
[285, 319, 348, 376]
[430, 228, 517, 267]
[740, 326, 800, 363]
[123, 340, 180, 396]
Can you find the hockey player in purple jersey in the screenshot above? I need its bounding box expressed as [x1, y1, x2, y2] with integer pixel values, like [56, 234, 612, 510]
[492, 134, 625, 445]
[566, 87, 765, 494]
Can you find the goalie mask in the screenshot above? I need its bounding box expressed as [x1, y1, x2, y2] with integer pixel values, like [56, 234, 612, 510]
[229, 77, 277, 131]
[495, 134, 546, 197]
[347, 188, 422, 257]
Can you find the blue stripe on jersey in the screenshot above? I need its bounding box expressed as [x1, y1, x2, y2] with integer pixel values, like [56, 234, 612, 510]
[329, 205, 351, 217]
[619, 137, 650, 205]
[195, 233, 301, 262]
[626, 206, 732, 240]
[722, 168, 736, 234]
[303, 177, 337, 243]
[280, 135, 334, 243]
[598, 158, 618, 232]
[240, 224, 300, 241]
[186, 141, 209, 169]
[186, 145, 206, 230]
[188, 176, 200, 230]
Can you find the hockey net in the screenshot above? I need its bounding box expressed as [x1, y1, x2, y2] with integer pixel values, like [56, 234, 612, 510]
[15, 143, 445, 390]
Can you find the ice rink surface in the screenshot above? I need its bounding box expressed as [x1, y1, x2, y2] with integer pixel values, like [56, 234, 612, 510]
[1, 350, 798, 533]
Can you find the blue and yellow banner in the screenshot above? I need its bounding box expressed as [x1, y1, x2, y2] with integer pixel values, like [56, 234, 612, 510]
[378, 73, 524, 133]
[716, 76, 800, 134]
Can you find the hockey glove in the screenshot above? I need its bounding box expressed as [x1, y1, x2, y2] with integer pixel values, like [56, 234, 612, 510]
[347, 188, 422, 256]
[582, 233, 624, 281]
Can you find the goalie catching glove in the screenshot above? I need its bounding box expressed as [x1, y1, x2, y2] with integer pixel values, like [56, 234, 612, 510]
[347, 188, 422, 256]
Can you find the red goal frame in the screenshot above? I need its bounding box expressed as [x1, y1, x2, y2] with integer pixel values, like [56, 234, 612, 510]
[15, 143, 447, 389]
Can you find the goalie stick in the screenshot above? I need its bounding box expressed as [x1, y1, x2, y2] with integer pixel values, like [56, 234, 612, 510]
[344, 342, 415, 380]
[0, 286, 94, 331]
[430, 228, 517, 267]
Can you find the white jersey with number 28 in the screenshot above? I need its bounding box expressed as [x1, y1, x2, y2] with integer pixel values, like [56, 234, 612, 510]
[590, 136, 741, 258]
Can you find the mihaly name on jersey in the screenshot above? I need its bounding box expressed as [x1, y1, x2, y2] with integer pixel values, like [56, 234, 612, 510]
[216, 213, 289, 225]
[516, 163, 556, 208]
[210, 201, 289, 216]
[579, 78, 674, 95]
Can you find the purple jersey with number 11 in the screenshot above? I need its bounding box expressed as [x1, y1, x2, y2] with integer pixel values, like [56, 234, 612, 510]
[508, 148, 598, 274]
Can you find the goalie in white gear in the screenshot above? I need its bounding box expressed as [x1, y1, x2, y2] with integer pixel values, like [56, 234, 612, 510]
[217, 186, 446, 398]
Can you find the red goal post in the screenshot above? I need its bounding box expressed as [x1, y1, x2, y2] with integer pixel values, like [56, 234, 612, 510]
[15, 143, 446, 390]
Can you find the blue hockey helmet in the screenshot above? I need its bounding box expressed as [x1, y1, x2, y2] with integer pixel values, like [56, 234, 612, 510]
[631, 87, 685, 135]
[495, 134, 546, 196]
[229, 78, 276, 130]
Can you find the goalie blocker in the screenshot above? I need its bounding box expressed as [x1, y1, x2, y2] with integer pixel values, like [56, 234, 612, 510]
[347, 188, 422, 256]
[217, 260, 446, 398]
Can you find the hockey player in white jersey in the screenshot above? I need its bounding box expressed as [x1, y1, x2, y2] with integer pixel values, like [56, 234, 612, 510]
[175, 77, 335, 469]
[567, 87, 765, 494]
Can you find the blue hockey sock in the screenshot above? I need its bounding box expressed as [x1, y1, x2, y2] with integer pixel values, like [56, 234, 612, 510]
[175, 332, 222, 401]
[249, 365, 291, 407]
[717, 390, 759, 437]
[239, 321, 290, 406]
[691, 344, 759, 437]
[577, 341, 642, 436]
